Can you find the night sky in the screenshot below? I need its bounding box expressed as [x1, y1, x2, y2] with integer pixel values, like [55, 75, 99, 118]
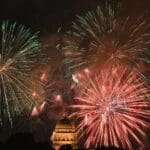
[0, 0, 149, 148]
[0, 0, 149, 35]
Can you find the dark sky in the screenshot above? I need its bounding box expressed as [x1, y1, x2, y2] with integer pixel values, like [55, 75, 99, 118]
[0, 0, 99, 34]
[0, 0, 149, 35]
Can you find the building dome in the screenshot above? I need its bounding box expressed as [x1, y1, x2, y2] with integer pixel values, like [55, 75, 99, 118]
[52, 116, 78, 150]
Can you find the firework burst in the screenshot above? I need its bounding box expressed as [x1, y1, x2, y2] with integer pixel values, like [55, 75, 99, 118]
[63, 0, 150, 73]
[70, 66, 150, 149]
[0, 21, 44, 126]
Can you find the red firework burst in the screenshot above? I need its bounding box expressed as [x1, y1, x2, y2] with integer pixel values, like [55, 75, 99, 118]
[70, 66, 150, 149]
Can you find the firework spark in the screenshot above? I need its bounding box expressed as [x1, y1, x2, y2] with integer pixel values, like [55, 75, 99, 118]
[63, 0, 150, 73]
[0, 21, 43, 126]
[70, 66, 150, 149]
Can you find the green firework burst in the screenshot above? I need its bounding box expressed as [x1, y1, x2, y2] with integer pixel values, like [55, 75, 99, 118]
[0, 21, 43, 127]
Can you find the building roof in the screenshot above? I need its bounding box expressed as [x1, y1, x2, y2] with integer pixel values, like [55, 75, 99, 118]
[55, 116, 76, 131]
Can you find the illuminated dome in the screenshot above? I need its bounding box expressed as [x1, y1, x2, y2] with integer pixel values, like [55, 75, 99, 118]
[52, 116, 78, 150]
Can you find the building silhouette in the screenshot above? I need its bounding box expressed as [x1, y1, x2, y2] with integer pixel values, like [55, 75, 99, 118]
[52, 116, 78, 150]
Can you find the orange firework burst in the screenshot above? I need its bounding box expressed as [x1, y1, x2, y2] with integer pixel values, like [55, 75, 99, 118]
[63, 0, 150, 74]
